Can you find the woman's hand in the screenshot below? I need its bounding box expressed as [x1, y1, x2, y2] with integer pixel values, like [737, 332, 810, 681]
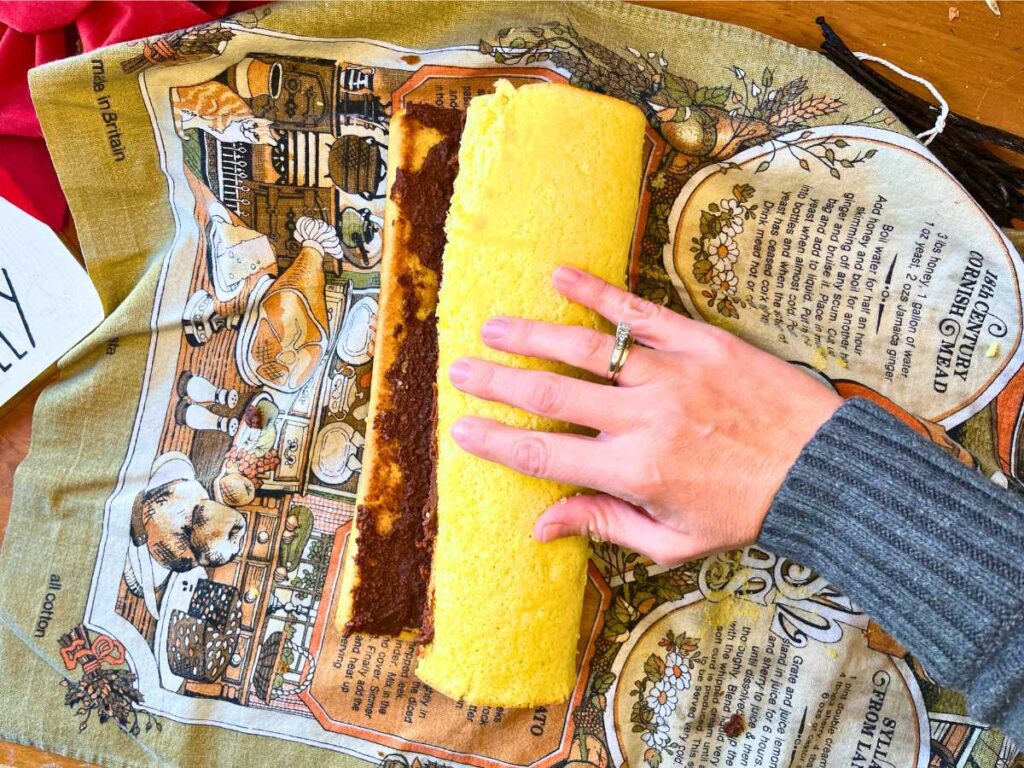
[448, 266, 842, 566]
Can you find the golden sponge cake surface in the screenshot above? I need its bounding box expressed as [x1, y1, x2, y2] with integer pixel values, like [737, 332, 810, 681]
[416, 80, 646, 706]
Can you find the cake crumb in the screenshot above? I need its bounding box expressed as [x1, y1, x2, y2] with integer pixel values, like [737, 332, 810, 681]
[986, 342, 1001, 358]
[811, 347, 829, 371]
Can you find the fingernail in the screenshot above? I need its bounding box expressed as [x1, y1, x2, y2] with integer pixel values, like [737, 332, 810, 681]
[451, 419, 471, 445]
[535, 522, 553, 542]
[449, 360, 472, 385]
[535, 522, 567, 542]
[554, 265, 581, 287]
[482, 318, 509, 342]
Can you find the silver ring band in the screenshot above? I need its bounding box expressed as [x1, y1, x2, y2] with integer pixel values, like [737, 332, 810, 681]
[607, 321, 635, 384]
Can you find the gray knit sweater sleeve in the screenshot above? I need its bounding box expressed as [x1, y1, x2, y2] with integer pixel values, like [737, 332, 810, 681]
[759, 397, 1024, 747]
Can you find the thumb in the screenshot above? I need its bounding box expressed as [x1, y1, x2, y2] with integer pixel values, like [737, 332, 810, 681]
[534, 494, 701, 566]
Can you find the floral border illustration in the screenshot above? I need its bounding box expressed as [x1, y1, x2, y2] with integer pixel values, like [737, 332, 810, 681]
[685, 183, 758, 318]
[629, 629, 701, 766]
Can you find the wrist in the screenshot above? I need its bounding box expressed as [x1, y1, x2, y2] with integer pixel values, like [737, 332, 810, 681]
[755, 389, 843, 538]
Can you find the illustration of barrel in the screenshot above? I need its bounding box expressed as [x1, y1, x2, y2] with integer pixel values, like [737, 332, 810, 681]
[327, 135, 387, 200]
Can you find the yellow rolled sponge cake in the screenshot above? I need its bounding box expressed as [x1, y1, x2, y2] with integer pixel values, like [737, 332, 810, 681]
[416, 80, 646, 706]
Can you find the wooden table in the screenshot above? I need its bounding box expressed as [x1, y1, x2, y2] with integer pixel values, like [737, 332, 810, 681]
[2, 1, 1022, 765]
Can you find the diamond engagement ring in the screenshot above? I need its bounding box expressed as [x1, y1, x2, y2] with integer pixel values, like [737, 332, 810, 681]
[607, 321, 635, 384]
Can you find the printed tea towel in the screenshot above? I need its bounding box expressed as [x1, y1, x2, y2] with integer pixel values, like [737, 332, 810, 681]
[2, 2, 1022, 766]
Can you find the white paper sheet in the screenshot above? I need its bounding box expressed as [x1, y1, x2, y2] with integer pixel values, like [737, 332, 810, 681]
[0, 196, 104, 406]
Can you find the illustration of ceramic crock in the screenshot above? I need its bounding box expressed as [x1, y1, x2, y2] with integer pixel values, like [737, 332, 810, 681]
[231, 57, 283, 101]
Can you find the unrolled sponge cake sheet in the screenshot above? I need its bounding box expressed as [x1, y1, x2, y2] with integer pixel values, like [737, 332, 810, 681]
[336, 104, 464, 640]
[416, 80, 645, 706]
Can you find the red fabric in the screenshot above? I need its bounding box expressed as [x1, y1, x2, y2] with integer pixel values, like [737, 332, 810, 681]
[0, 1, 266, 229]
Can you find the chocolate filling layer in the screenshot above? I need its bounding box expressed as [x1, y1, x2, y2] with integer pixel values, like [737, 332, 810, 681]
[346, 103, 464, 639]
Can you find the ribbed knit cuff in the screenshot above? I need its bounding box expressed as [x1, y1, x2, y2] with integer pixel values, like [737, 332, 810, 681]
[759, 397, 1024, 744]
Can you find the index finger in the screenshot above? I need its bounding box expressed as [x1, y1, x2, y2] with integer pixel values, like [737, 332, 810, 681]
[552, 266, 697, 351]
